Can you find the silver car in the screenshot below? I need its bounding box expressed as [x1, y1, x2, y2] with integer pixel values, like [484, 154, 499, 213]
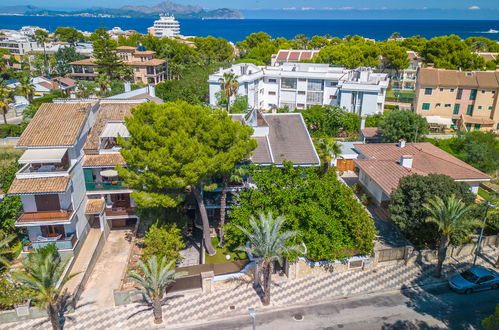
[448, 266, 499, 294]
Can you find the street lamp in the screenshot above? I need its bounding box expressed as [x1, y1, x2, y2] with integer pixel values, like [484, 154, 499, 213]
[248, 307, 256, 330]
[473, 201, 498, 266]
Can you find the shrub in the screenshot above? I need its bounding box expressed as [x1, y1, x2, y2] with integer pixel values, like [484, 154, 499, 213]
[0, 124, 22, 138]
[142, 223, 185, 263]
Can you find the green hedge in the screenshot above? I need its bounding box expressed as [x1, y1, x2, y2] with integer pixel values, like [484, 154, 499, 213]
[0, 124, 23, 138]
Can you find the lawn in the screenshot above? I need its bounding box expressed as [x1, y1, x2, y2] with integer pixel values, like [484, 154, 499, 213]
[204, 236, 247, 264]
[478, 187, 490, 200]
[386, 89, 415, 99]
[0, 146, 23, 167]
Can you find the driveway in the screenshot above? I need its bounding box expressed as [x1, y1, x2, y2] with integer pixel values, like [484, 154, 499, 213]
[78, 228, 133, 308]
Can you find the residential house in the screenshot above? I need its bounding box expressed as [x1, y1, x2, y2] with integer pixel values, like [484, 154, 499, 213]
[0, 33, 38, 55]
[209, 63, 389, 115]
[69, 46, 168, 85]
[415, 67, 499, 132]
[31, 76, 77, 96]
[270, 49, 320, 66]
[354, 140, 490, 206]
[383, 51, 422, 91]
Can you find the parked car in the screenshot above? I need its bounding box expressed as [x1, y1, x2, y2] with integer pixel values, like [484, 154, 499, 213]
[448, 267, 499, 294]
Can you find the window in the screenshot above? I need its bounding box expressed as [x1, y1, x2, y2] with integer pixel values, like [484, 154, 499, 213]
[445, 104, 451, 107]
[298, 91, 306, 95]
[439, 88, 444, 92]
[453, 104, 460, 114]
[297, 103, 305, 108]
[469, 89, 477, 100]
[466, 105, 474, 116]
[466, 123, 471, 131]
[478, 106, 482, 109]
[329, 95, 337, 100]
[488, 106, 493, 110]
[474, 124, 481, 130]
[298, 78, 306, 82]
[450, 88, 455, 92]
[281, 78, 297, 89]
[424, 88, 433, 95]
[422, 103, 430, 110]
[268, 79, 277, 83]
[307, 92, 323, 103]
[481, 90, 486, 93]
[436, 103, 441, 107]
[307, 79, 324, 91]
[268, 91, 276, 95]
[456, 88, 463, 100]
[492, 91, 496, 94]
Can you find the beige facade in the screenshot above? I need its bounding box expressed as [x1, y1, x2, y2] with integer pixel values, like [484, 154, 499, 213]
[415, 67, 499, 132]
[70, 46, 168, 85]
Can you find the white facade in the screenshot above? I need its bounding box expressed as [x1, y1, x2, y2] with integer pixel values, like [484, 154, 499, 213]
[149, 15, 180, 38]
[209, 63, 388, 116]
[0, 34, 38, 55]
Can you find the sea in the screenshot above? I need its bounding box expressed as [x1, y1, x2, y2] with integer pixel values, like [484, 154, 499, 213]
[1, 15, 498, 42]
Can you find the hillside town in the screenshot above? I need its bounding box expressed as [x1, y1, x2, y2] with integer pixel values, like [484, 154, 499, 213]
[0, 20, 498, 330]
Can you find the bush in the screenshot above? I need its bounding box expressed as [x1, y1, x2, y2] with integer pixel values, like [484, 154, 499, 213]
[142, 223, 185, 263]
[361, 194, 370, 205]
[0, 124, 22, 138]
[379, 109, 428, 142]
[0, 273, 35, 310]
[353, 183, 363, 194]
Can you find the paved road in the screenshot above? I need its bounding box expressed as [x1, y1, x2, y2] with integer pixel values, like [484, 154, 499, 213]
[180, 285, 498, 330]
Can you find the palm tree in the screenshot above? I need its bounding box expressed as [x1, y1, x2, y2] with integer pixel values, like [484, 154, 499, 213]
[34, 30, 49, 75]
[423, 195, 476, 278]
[16, 75, 35, 103]
[13, 244, 78, 330]
[0, 86, 13, 124]
[218, 166, 247, 247]
[128, 256, 186, 324]
[96, 73, 110, 96]
[218, 72, 239, 112]
[0, 232, 17, 267]
[238, 212, 304, 306]
[316, 138, 341, 173]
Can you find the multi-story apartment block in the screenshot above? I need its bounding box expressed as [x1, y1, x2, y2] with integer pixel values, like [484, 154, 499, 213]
[270, 49, 320, 66]
[69, 46, 168, 85]
[0, 34, 38, 55]
[209, 63, 389, 115]
[384, 51, 422, 91]
[415, 67, 499, 132]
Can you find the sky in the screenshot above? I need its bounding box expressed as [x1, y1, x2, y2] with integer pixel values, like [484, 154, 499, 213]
[1, 0, 499, 10]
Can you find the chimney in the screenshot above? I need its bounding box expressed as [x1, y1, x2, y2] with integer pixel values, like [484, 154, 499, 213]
[124, 81, 131, 92]
[398, 139, 406, 148]
[400, 155, 413, 168]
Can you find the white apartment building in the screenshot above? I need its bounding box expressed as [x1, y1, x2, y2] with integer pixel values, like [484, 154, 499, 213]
[208, 63, 389, 116]
[0, 34, 38, 55]
[147, 15, 181, 38]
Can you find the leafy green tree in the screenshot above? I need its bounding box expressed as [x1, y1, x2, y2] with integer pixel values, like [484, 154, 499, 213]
[238, 212, 304, 305]
[309, 35, 329, 49]
[379, 109, 428, 142]
[14, 244, 78, 330]
[34, 30, 49, 75]
[0, 86, 13, 124]
[400, 36, 428, 53]
[379, 41, 410, 73]
[236, 32, 273, 57]
[96, 73, 110, 96]
[55, 47, 84, 76]
[142, 223, 185, 262]
[421, 35, 485, 70]
[109, 80, 125, 96]
[128, 256, 186, 324]
[118, 101, 256, 255]
[316, 37, 380, 68]
[226, 163, 375, 261]
[54, 27, 84, 45]
[245, 42, 278, 65]
[0, 232, 17, 267]
[301, 105, 360, 138]
[390, 174, 475, 248]
[465, 37, 499, 53]
[16, 74, 34, 103]
[423, 195, 475, 277]
[293, 34, 310, 49]
[229, 95, 249, 114]
[482, 304, 499, 330]
[218, 72, 239, 112]
[76, 81, 97, 98]
[315, 137, 341, 173]
[91, 28, 131, 80]
[365, 113, 385, 128]
[193, 36, 234, 63]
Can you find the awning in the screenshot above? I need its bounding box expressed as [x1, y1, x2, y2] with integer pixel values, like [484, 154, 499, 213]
[100, 123, 130, 138]
[460, 115, 494, 125]
[100, 169, 118, 177]
[18, 148, 67, 164]
[424, 116, 453, 126]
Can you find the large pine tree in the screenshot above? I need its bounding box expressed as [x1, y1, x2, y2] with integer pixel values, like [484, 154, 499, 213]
[91, 28, 131, 80]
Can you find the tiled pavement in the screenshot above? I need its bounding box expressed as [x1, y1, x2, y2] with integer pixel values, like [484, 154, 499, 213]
[1, 250, 497, 330]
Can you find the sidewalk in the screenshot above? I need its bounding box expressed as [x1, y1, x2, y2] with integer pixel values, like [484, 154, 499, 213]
[1, 249, 497, 330]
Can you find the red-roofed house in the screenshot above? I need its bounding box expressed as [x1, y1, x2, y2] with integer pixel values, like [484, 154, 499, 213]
[354, 140, 490, 205]
[271, 49, 320, 66]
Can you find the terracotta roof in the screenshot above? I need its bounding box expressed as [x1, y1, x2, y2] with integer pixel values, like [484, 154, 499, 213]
[70, 58, 96, 66]
[83, 153, 126, 167]
[83, 103, 135, 152]
[361, 127, 380, 138]
[354, 142, 489, 194]
[460, 114, 495, 125]
[418, 68, 499, 88]
[54, 77, 76, 88]
[127, 59, 166, 66]
[274, 49, 320, 63]
[8, 176, 70, 195]
[116, 46, 136, 51]
[85, 199, 105, 214]
[17, 103, 93, 147]
[134, 50, 156, 55]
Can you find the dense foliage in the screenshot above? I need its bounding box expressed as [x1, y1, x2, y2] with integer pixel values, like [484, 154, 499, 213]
[431, 131, 499, 174]
[142, 223, 185, 263]
[91, 28, 132, 80]
[225, 163, 375, 261]
[390, 174, 476, 248]
[379, 109, 429, 142]
[301, 105, 360, 139]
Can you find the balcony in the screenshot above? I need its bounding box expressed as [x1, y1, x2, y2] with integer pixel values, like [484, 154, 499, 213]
[17, 208, 74, 224]
[23, 234, 77, 252]
[86, 181, 126, 191]
[105, 207, 135, 217]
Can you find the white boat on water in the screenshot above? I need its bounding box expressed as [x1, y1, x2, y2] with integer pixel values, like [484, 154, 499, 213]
[148, 15, 180, 38]
[485, 29, 498, 33]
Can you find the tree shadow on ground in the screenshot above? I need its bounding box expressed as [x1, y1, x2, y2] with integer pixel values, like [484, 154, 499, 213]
[381, 319, 440, 330]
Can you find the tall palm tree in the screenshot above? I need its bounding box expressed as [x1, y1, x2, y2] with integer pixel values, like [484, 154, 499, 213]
[16, 75, 35, 103]
[0, 86, 13, 124]
[128, 256, 186, 324]
[34, 30, 49, 75]
[315, 137, 341, 173]
[96, 73, 110, 96]
[0, 232, 17, 267]
[423, 195, 476, 278]
[218, 72, 239, 112]
[218, 166, 247, 247]
[13, 244, 78, 330]
[238, 212, 304, 306]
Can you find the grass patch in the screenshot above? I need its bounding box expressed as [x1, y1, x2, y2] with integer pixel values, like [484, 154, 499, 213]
[205, 236, 247, 264]
[386, 89, 415, 99]
[0, 146, 23, 167]
[478, 187, 490, 200]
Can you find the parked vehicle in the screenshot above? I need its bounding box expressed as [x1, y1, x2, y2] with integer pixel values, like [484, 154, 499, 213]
[448, 267, 499, 294]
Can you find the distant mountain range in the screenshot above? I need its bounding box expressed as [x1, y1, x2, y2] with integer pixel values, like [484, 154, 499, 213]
[0, 1, 244, 19]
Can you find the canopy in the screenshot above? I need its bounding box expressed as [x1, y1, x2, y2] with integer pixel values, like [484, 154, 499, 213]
[18, 148, 67, 164]
[100, 169, 118, 177]
[100, 123, 130, 138]
[424, 116, 453, 126]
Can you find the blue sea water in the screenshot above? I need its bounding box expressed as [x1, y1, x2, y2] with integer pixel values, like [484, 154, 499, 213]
[0, 15, 498, 42]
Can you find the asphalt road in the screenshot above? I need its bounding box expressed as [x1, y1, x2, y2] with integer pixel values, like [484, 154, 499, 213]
[177, 285, 499, 330]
